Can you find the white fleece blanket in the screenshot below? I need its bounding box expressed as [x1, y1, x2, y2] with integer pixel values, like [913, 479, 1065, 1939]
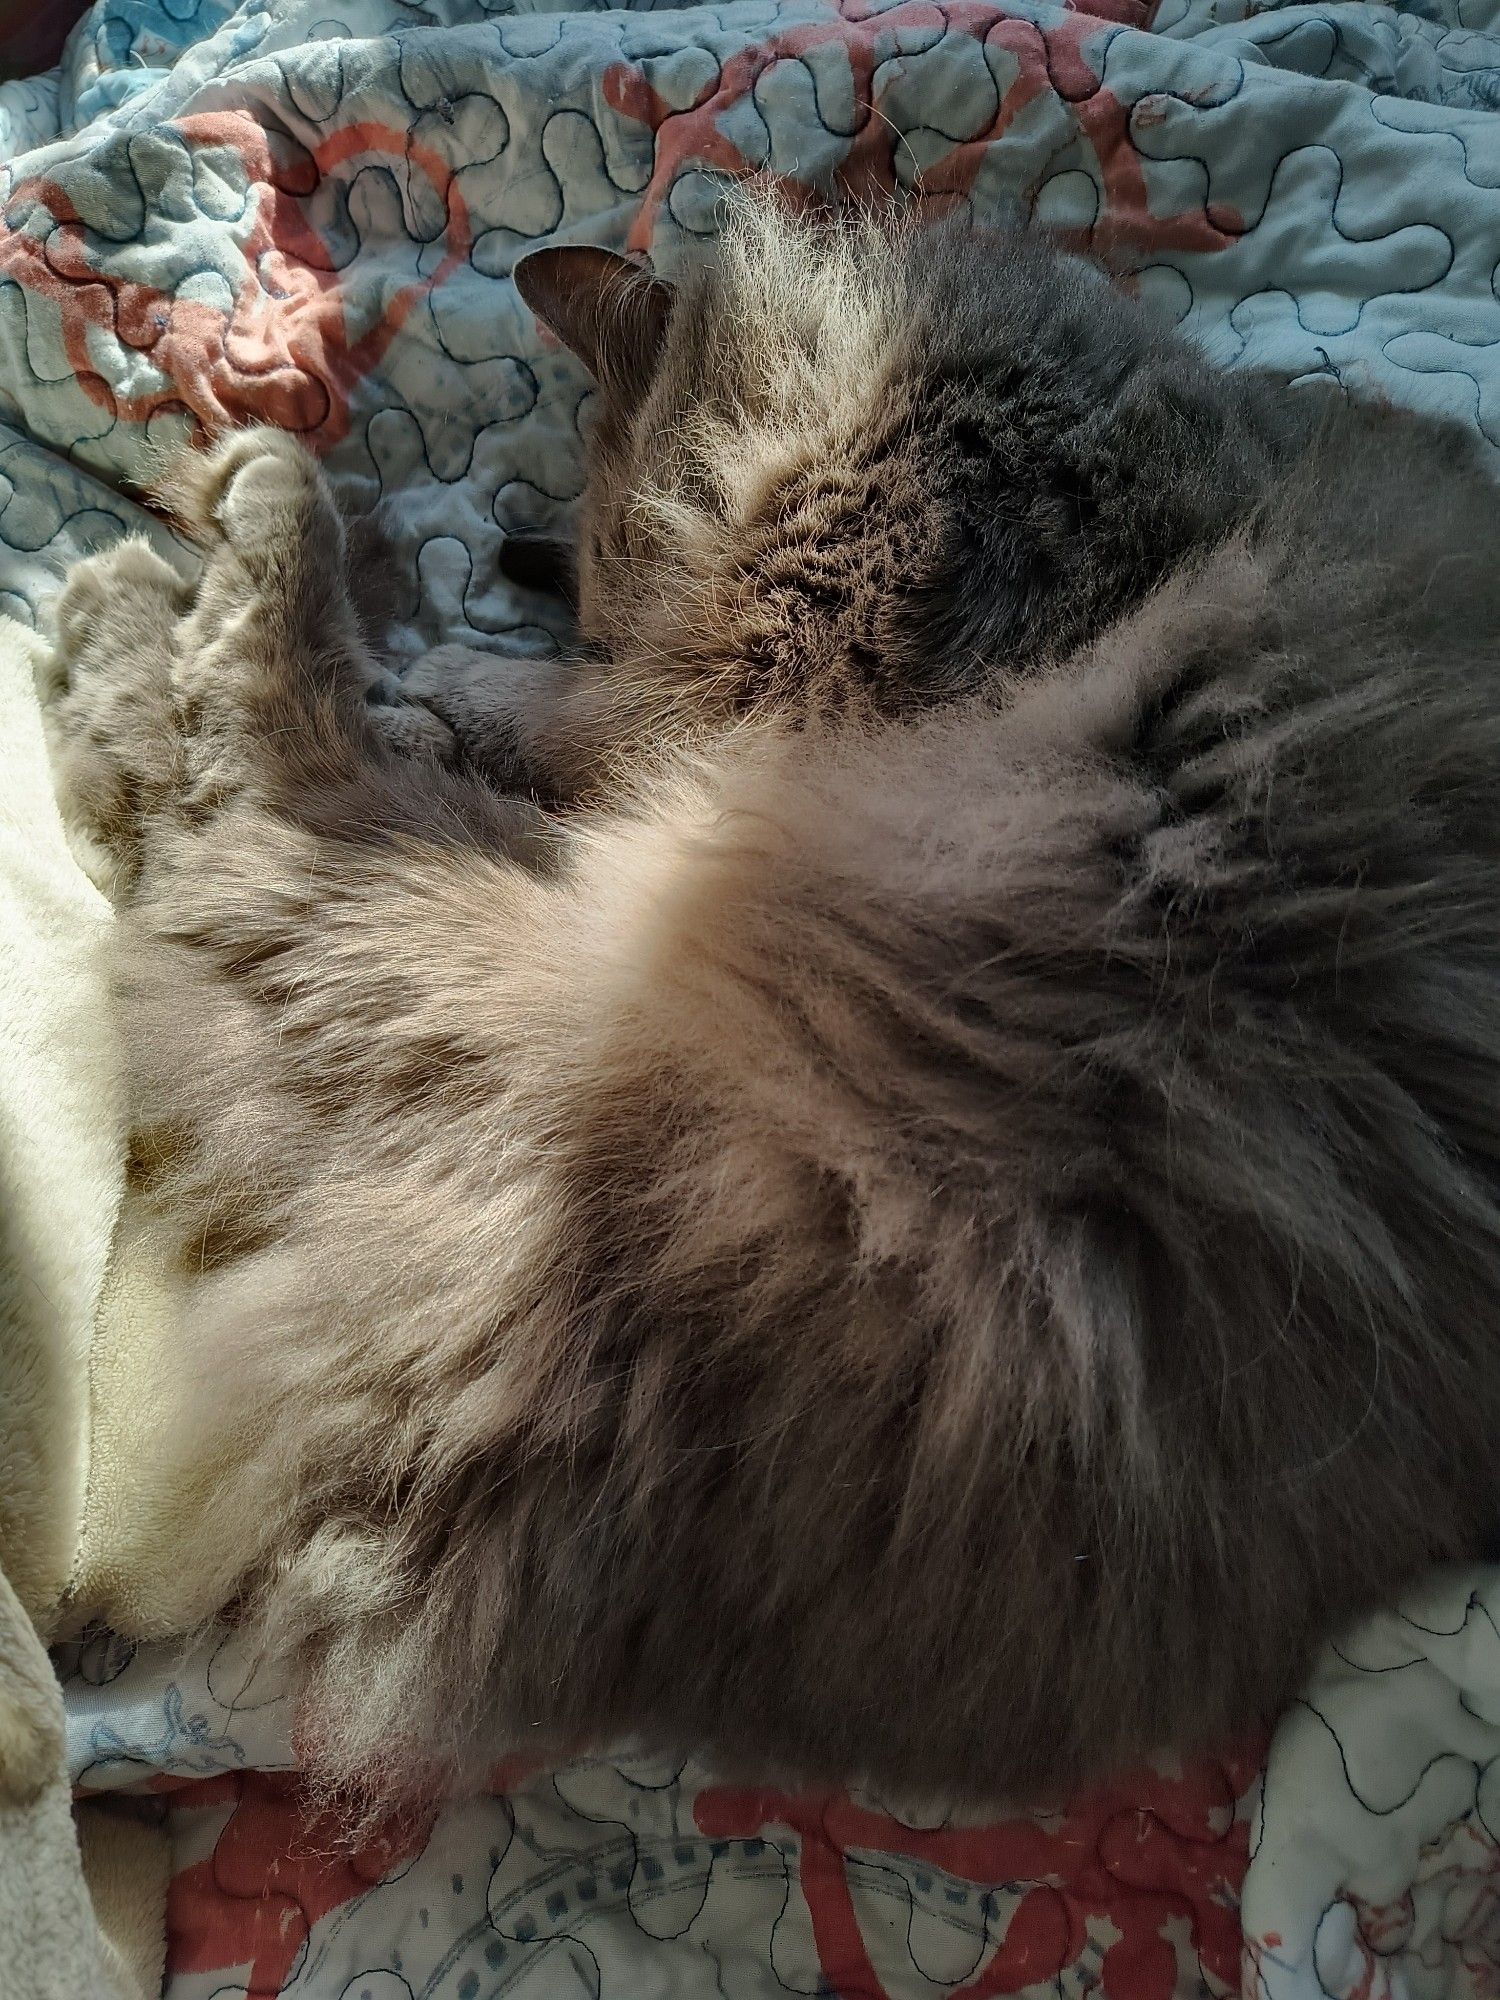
[0, 609, 136, 1997]
[0, 604, 120, 1627]
[0, 1566, 124, 2000]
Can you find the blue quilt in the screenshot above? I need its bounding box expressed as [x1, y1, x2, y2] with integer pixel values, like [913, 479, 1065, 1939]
[12, 0, 1500, 1993]
[3, 0, 1500, 658]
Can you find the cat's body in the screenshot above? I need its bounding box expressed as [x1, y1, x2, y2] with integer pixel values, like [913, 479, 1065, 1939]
[45, 202, 1500, 1809]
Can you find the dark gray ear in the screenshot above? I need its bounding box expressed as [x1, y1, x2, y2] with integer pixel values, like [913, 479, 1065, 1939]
[513, 244, 674, 396]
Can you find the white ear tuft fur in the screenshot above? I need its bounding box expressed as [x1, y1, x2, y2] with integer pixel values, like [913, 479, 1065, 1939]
[676, 191, 911, 532]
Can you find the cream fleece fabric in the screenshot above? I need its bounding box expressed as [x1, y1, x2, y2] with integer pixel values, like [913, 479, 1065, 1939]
[75, 1803, 172, 2000]
[0, 608, 166, 1995]
[0, 1566, 123, 2000]
[68, 1191, 225, 1640]
[0, 610, 123, 1629]
[0, 593, 232, 1643]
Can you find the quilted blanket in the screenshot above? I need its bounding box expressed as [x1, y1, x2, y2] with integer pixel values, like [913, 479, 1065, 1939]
[57, 1576, 1500, 2000]
[7, 0, 1500, 1992]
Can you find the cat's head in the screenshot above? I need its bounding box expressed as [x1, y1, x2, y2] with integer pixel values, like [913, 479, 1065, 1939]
[510, 193, 1148, 723]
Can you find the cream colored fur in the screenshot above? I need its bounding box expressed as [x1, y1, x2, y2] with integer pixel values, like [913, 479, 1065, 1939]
[644, 197, 910, 538]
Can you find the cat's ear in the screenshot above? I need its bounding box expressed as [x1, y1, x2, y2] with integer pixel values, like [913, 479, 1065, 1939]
[513, 245, 674, 397]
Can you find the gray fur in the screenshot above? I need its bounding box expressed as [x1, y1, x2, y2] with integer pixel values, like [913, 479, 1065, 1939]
[41, 200, 1500, 1814]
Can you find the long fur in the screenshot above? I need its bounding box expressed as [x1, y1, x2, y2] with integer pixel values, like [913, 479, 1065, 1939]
[42, 200, 1500, 1813]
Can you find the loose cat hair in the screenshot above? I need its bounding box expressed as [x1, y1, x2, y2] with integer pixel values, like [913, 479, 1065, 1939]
[44, 193, 1500, 1814]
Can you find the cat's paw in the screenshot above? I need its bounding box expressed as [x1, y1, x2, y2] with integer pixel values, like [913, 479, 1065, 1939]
[363, 668, 458, 761]
[42, 537, 188, 890]
[396, 647, 529, 776]
[393, 646, 478, 717]
[167, 426, 340, 559]
[43, 536, 188, 703]
[374, 701, 459, 761]
[169, 426, 359, 683]
[397, 645, 531, 739]
[397, 645, 576, 793]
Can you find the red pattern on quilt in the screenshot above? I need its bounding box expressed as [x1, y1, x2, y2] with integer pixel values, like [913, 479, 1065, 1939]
[164, 1744, 1262, 1997]
[165, 1771, 432, 1995]
[604, 0, 1240, 258]
[0, 113, 470, 447]
[696, 1745, 1263, 2000]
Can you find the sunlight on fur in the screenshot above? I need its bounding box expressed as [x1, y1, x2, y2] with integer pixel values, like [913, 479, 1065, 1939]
[672, 193, 912, 525]
[40, 192, 1500, 1823]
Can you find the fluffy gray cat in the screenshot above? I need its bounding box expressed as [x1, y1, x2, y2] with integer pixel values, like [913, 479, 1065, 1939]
[44, 197, 1500, 1811]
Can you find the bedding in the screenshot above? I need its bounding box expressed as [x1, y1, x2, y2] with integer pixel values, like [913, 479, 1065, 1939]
[0, 1561, 128, 2000]
[56, 1570, 1500, 1999]
[0, 604, 118, 1630]
[6, 0, 1500, 1990]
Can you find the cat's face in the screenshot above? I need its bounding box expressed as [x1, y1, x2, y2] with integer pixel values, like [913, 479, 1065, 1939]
[514, 206, 997, 715]
[510, 199, 1233, 719]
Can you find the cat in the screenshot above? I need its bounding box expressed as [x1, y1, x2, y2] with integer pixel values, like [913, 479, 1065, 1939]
[43, 194, 1500, 1814]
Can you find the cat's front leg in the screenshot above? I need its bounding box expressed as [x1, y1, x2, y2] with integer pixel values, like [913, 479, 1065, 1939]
[163, 427, 453, 816]
[400, 645, 615, 802]
[41, 536, 191, 896]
